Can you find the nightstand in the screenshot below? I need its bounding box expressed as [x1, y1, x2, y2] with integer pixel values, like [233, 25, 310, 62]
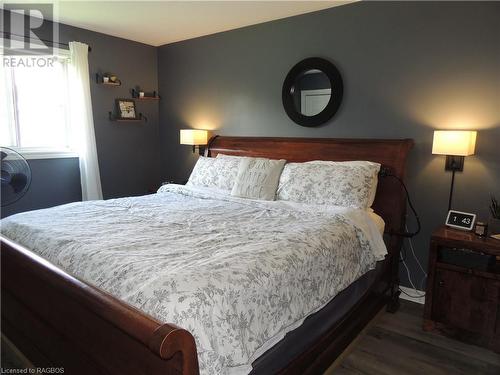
[423, 225, 500, 353]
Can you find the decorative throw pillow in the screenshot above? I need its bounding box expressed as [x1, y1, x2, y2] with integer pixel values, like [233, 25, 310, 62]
[186, 156, 241, 190]
[277, 160, 380, 209]
[186, 156, 218, 188]
[231, 157, 286, 200]
[214, 156, 242, 190]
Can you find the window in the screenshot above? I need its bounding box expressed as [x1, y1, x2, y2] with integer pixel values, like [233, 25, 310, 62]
[1, 50, 77, 159]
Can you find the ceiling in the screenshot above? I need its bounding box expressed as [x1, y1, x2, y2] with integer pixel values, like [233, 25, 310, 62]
[28, 1, 354, 46]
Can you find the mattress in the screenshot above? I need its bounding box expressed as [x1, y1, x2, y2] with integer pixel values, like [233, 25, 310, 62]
[1, 184, 387, 375]
[251, 260, 385, 373]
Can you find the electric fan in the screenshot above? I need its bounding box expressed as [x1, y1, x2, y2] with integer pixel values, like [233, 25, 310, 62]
[1, 147, 32, 206]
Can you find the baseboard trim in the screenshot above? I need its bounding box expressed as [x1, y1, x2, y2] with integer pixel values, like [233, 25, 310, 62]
[399, 286, 425, 305]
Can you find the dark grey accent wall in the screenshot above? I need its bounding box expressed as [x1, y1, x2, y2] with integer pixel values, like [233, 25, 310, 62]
[157, 2, 500, 288]
[3, 12, 162, 217]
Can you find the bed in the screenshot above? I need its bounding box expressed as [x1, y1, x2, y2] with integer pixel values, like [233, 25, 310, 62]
[1, 136, 413, 375]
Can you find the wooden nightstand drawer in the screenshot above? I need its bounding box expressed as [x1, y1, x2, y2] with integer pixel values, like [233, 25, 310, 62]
[432, 268, 499, 333]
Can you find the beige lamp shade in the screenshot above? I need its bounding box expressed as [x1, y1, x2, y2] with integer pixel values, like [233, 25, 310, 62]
[180, 129, 208, 145]
[432, 130, 477, 156]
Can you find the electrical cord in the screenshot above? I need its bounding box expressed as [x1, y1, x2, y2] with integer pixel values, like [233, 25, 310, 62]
[379, 167, 421, 238]
[398, 224, 428, 299]
[400, 253, 426, 298]
[378, 167, 426, 298]
[406, 223, 428, 280]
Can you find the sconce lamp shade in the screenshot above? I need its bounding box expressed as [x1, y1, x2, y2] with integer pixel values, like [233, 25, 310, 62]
[180, 129, 208, 146]
[432, 130, 477, 156]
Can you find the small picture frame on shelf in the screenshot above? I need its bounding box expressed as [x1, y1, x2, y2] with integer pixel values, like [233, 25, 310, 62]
[116, 99, 136, 119]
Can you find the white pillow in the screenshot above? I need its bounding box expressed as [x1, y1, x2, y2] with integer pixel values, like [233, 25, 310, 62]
[231, 157, 286, 200]
[277, 160, 380, 209]
[186, 156, 241, 190]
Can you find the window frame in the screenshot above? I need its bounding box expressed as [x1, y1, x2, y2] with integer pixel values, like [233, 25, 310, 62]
[1, 44, 78, 160]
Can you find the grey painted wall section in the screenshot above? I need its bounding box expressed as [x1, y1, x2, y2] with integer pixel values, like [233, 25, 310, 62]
[157, 2, 500, 288]
[3, 12, 161, 217]
[1, 158, 82, 218]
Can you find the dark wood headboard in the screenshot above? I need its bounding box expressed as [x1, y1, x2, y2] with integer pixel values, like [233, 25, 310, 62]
[207, 136, 414, 248]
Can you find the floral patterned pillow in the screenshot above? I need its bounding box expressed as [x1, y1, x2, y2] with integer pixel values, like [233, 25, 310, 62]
[277, 160, 380, 209]
[186, 156, 241, 191]
[215, 156, 242, 190]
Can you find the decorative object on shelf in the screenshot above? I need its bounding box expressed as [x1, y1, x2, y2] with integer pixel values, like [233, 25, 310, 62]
[108, 99, 146, 122]
[116, 99, 136, 119]
[95, 73, 121, 86]
[489, 195, 500, 238]
[131, 88, 160, 100]
[445, 209, 476, 231]
[432, 130, 477, 211]
[475, 221, 488, 237]
[180, 129, 208, 155]
[282, 57, 343, 127]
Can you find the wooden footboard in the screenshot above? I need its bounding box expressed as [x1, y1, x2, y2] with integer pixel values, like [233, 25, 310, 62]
[1, 236, 199, 375]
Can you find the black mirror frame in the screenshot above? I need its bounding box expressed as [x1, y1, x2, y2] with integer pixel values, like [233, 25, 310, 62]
[282, 57, 343, 127]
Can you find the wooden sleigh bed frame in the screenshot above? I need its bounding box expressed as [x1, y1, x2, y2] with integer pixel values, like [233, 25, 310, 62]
[1, 136, 413, 375]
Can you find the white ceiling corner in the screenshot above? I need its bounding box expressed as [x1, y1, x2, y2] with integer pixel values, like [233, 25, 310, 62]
[36, 1, 356, 46]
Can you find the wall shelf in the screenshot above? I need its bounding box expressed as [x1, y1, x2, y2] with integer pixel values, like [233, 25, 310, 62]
[108, 112, 147, 122]
[101, 82, 121, 86]
[131, 88, 160, 100]
[96, 73, 121, 86]
[136, 97, 160, 101]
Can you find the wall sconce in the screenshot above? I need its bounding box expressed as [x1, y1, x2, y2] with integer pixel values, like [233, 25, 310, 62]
[432, 130, 477, 211]
[180, 129, 208, 155]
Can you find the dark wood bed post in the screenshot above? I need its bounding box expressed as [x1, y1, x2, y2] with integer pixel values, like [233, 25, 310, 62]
[1, 136, 413, 375]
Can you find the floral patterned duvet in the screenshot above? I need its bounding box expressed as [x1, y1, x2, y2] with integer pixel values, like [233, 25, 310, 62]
[1, 184, 387, 375]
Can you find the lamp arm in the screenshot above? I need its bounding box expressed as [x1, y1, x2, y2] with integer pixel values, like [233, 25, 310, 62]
[448, 169, 456, 212]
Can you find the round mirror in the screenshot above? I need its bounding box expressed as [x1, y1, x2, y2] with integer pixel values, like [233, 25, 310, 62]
[282, 58, 343, 127]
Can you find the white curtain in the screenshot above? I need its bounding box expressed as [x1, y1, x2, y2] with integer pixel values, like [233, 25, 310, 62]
[68, 41, 103, 200]
[0, 63, 17, 146]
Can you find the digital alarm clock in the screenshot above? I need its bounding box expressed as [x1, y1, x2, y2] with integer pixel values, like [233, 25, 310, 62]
[445, 210, 476, 231]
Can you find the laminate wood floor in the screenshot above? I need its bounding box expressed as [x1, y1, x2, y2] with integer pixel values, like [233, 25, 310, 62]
[327, 300, 500, 375]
